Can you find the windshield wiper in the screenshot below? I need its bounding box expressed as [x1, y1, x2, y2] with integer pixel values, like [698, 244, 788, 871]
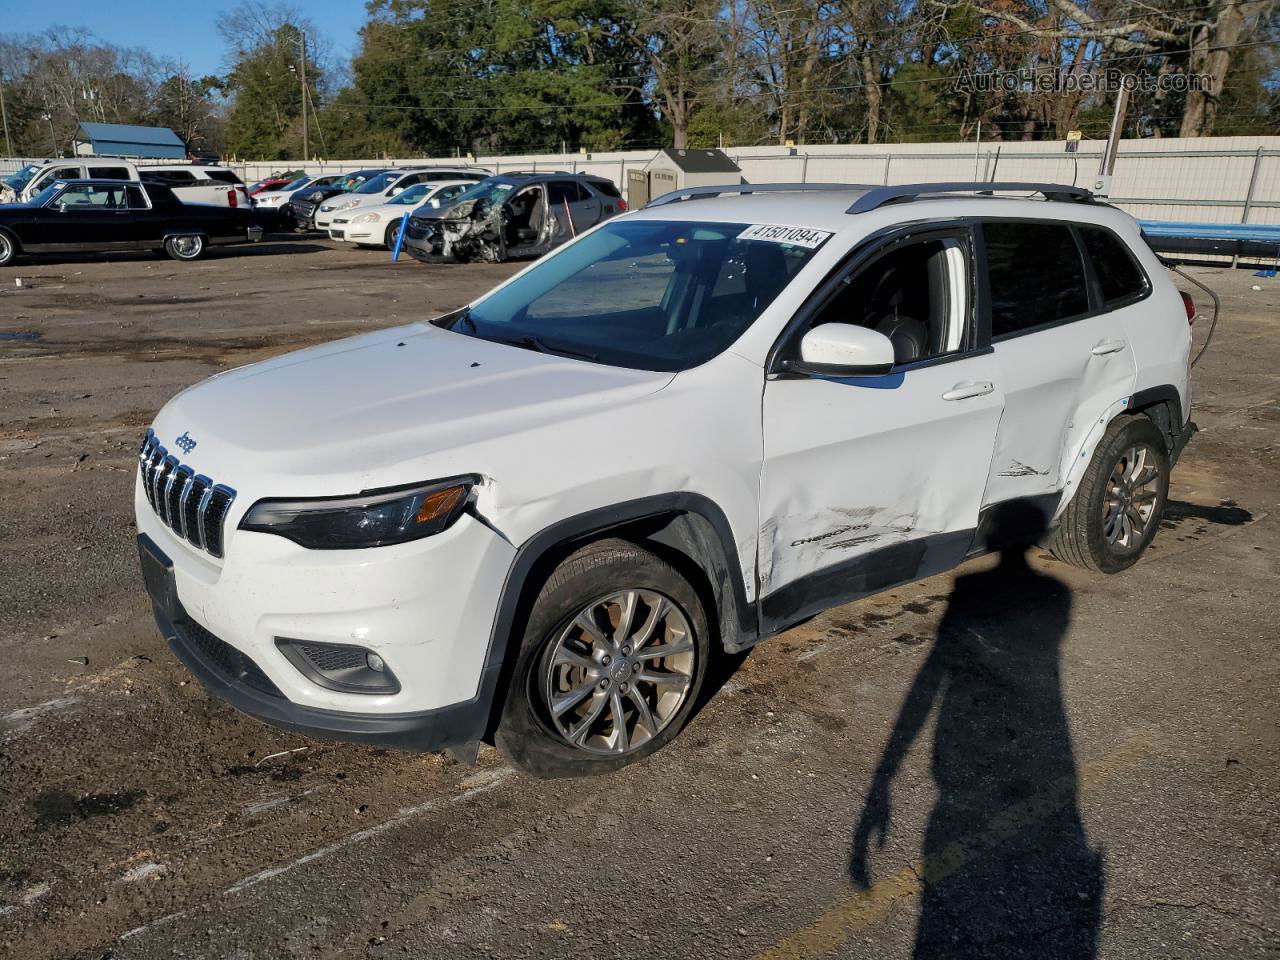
[498, 333, 599, 362]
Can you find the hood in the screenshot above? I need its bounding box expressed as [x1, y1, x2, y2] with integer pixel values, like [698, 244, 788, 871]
[153, 323, 674, 495]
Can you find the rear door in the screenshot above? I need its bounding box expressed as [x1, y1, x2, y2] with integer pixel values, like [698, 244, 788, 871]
[570, 181, 603, 228]
[546, 180, 581, 241]
[978, 220, 1138, 512]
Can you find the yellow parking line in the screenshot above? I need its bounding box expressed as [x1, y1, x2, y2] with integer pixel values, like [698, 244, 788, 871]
[755, 733, 1152, 960]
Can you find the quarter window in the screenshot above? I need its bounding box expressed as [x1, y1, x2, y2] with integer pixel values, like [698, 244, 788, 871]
[88, 166, 130, 180]
[1078, 226, 1148, 306]
[983, 221, 1089, 337]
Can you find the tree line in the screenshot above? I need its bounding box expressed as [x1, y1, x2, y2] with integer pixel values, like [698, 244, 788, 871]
[1, 0, 1276, 162]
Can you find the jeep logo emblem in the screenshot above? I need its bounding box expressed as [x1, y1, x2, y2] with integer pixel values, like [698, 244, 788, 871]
[175, 431, 197, 454]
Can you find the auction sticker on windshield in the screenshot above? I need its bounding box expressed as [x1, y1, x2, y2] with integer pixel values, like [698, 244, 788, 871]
[736, 224, 832, 249]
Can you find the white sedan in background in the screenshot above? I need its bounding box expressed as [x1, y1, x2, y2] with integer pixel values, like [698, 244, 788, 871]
[327, 181, 472, 248]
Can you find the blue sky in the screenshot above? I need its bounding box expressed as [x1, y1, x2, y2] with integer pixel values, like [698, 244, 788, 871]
[4, 1, 365, 77]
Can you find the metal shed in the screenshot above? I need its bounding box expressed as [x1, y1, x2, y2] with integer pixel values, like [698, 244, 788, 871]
[628, 148, 742, 208]
[72, 122, 187, 159]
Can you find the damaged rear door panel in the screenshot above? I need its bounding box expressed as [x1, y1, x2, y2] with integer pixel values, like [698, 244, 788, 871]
[978, 220, 1138, 508]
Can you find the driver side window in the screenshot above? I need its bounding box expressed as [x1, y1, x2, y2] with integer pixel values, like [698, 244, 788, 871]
[807, 234, 970, 366]
[56, 184, 128, 209]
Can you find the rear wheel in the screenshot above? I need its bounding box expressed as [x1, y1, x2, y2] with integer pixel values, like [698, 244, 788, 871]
[1050, 416, 1169, 573]
[164, 235, 205, 261]
[496, 539, 709, 778]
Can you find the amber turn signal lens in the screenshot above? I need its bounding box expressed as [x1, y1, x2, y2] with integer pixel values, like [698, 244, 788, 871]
[415, 485, 466, 525]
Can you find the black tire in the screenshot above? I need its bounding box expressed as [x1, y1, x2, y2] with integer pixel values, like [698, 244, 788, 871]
[1049, 415, 1169, 573]
[496, 538, 710, 778]
[164, 235, 205, 262]
[384, 222, 400, 249]
[0, 228, 18, 267]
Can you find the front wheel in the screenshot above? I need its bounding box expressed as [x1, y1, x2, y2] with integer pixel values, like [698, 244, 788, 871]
[164, 235, 205, 262]
[1050, 416, 1170, 573]
[496, 539, 710, 778]
[0, 230, 18, 267]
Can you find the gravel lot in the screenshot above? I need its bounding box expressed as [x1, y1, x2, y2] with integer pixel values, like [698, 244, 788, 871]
[0, 240, 1276, 960]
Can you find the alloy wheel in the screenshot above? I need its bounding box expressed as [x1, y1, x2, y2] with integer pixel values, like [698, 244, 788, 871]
[540, 590, 696, 756]
[1101, 443, 1161, 549]
[173, 236, 201, 258]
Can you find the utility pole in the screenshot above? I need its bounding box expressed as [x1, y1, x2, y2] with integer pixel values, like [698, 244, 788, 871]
[299, 31, 308, 163]
[0, 73, 12, 158]
[1094, 82, 1130, 198]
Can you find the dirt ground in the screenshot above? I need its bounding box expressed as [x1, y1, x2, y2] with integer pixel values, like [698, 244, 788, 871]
[0, 240, 1276, 960]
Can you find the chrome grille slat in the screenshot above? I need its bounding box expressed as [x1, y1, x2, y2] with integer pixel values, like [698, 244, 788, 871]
[137, 429, 235, 559]
[196, 484, 215, 552]
[157, 456, 178, 523]
[175, 469, 196, 540]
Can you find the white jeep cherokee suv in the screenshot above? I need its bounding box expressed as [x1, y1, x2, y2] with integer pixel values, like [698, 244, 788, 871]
[136, 181, 1195, 777]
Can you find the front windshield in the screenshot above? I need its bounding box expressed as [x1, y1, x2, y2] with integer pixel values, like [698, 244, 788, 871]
[389, 183, 430, 205]
[449, 179, 515, 208]
[454, 219, 826, 372]
[337, 171, 380, 191]
[29, 183, 64, 207]
[356, 171, 400, 195]
[279, 176, 311, 192]
[4, 163, 40, 193]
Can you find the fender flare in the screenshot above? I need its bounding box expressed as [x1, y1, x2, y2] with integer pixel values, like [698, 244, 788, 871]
[473, 493, 758, 738]
[1056, 384, 1186, 519]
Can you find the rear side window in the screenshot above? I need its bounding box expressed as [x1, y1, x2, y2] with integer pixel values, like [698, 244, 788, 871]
[89, 166, 131, 180]
[983, 221, 1089, 337]
[203, 170, 242, 184]
[1078, 226, 1148, 306]
[546, 181, 581, 204]
[147, 169, 197, 184]
[592, 180, 622, 198]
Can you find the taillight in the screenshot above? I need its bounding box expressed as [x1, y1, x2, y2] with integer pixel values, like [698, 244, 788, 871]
[618, 198, 628, 211]
[227, 188, 237, 208]
[1180, 291, 1196, 322]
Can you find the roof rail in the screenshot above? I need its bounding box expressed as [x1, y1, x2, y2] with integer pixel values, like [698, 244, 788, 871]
[645, 182, 872, 208]
[846, 182, 1093, 214]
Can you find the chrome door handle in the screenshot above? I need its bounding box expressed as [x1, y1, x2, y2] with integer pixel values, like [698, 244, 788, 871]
[1091, 338, 1126, 356]
[942, 381, 995, 401]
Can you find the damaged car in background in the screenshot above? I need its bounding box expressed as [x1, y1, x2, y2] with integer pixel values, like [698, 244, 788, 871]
[403, 172, 625, 263]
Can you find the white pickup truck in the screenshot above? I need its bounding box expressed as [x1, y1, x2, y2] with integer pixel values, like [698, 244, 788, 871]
[2, 160, 251, 208]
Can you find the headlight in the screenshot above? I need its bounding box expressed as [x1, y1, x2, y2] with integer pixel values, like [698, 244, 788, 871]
[239, 477, 477, 549]
[352, 212, 381, 224]
[335, 197, 360, 211]
[258, 195, 284, 206]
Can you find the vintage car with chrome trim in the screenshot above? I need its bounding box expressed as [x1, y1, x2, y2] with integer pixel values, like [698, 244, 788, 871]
[0, 178, 262, 266]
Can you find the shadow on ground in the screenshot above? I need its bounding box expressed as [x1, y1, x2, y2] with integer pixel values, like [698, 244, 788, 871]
[851, 502, 1104, 959]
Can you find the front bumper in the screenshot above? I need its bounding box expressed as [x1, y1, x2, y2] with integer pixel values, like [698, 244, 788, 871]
[330, 219, 382, 244]
[142, 534, 499, 750]
[135, 474, 517, 749]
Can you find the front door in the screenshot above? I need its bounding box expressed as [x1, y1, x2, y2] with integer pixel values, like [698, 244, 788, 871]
[758, 227, 1004, 632]
[31, 182, 133, 250]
